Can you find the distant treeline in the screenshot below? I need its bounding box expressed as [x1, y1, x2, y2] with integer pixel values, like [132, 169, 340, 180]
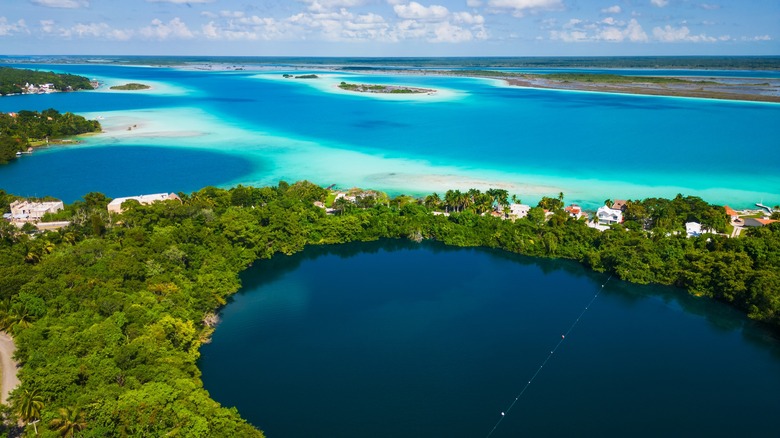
[0, 66, 94, 96]
[3, 56, 778, 70]
[0, 182, 778, 435]
[0, 109, 101, 163]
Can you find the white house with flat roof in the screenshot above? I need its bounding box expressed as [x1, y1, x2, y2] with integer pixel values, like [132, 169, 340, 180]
[9, 200, 64, 223]
[107, 193, 180, 214]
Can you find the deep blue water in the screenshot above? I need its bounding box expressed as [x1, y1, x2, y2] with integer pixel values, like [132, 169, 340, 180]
[199, 241, 780, 438]
[0, 146, 255, 203]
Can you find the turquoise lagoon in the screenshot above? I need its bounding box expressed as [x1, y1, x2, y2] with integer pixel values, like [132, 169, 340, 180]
[0, 62, 778, 207]
[199, 241, 780, 437]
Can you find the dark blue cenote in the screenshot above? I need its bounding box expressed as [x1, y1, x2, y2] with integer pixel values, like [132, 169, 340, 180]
[199, 240, 780, 438]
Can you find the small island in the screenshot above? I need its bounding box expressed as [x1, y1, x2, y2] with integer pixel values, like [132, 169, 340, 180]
[338, 81, 436, 94]
[283, 74, 319, 79]
[109, 83, 151, 91]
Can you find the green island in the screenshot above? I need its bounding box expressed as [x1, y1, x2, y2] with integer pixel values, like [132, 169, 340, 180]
[0, 110, 102, 164]
[108, 83, 151, 91]
[0, 67, 95, 96]
[338, 81, 435, 94]
[282, 74, 319, 79]
[0, 181, 778, 436]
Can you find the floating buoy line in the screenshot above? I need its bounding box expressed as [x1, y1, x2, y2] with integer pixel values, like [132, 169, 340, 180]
[485, 274, 613, 438]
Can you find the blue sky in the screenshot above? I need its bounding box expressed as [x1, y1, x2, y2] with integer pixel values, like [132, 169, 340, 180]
[1, 0, 778, 56]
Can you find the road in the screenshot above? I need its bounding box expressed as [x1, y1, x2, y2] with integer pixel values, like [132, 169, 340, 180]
[0, 332, 19, 405]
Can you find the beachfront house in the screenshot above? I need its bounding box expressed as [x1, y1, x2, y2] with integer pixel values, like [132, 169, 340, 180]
[565, 204, 588, 220]
[743, 218, 779, 228]
[107, 193, 181, 214]
[9, 200, 64, 223]
[507, 203, 531, 220]
[724, 205, 739, 222]
[596, 205, 623, 225]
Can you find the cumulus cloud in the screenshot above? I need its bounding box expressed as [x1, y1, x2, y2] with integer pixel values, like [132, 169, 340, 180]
[394, 2, 449, 20]
[650, 0, 668, 7]
[550, 17, 647, 42]
[140, 17, 194, 39]
[0, 17, 29, 36]
[31, 0, 88, 8]
[487, 0, 563, 17]
[299, 0, 364, 12]
[652, 25, 715, 42]
[467, 0, 483, 6]
[601, 5, 621, 14]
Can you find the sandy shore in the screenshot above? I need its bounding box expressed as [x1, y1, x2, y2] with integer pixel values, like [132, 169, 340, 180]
[0, 332, 19, 405]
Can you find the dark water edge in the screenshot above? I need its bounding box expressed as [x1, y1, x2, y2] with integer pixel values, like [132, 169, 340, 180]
[0, 145, 256, 203]
[200, 240, 780, 438]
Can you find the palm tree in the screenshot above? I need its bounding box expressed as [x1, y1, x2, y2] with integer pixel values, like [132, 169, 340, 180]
[17, 388, 44, 435]
[50, 406, 87, 437]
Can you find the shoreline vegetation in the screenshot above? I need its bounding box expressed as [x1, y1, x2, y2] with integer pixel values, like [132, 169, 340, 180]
[0, 182, 778, 436]
[0, 109, 102, 164]
[337, 81, 436, 94]
[109, 83, 151, 91]
[0, 66, 96, 96]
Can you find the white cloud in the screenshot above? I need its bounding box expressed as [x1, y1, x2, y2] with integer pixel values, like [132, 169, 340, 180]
[430, 22, 473, 42]
[0, 17, 29, 36]
[625, 18, 648, 42]
[220, 10, 245, 18]
[699, 3, 720, 10]
[140, 17, 194, 39]
[742, 34, 771, 41]
[70, 22, 133, 40]
[650, 0, 668, 7]
[487, 0, 563, 17]
[467, 0, 483, 6]
[551, 17, 647, 43]
[652, 25, 715, 42]
[601, 5, 621, 14]
[299, 0, 364, 13]
[39, 19, 55, 33]
[394, 2, 450, 20]
[31, 0, 88, 8]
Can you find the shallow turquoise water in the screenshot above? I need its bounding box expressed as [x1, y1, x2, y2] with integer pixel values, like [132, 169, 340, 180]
[0, 62, 778, 207]
[199, 241, 780, 437]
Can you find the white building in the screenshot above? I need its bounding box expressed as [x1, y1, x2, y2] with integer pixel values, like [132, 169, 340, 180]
[107, 193, 180, 214]
[685, 222, 703, 237]
[596, 206, 623, 225]
[9, 200, 64, 223]
[508, 203, 531, 219]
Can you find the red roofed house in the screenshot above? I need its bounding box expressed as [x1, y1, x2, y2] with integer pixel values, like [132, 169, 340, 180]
[724, 206, 739, 221]
[564, 204, 587, 220]
[743, 218, 779, 227]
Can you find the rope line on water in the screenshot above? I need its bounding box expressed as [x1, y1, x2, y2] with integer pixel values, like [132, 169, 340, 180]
[485, 274, 613, 438]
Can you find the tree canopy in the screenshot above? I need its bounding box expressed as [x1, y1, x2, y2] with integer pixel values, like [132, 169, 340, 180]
[0, 182, 778, 436]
